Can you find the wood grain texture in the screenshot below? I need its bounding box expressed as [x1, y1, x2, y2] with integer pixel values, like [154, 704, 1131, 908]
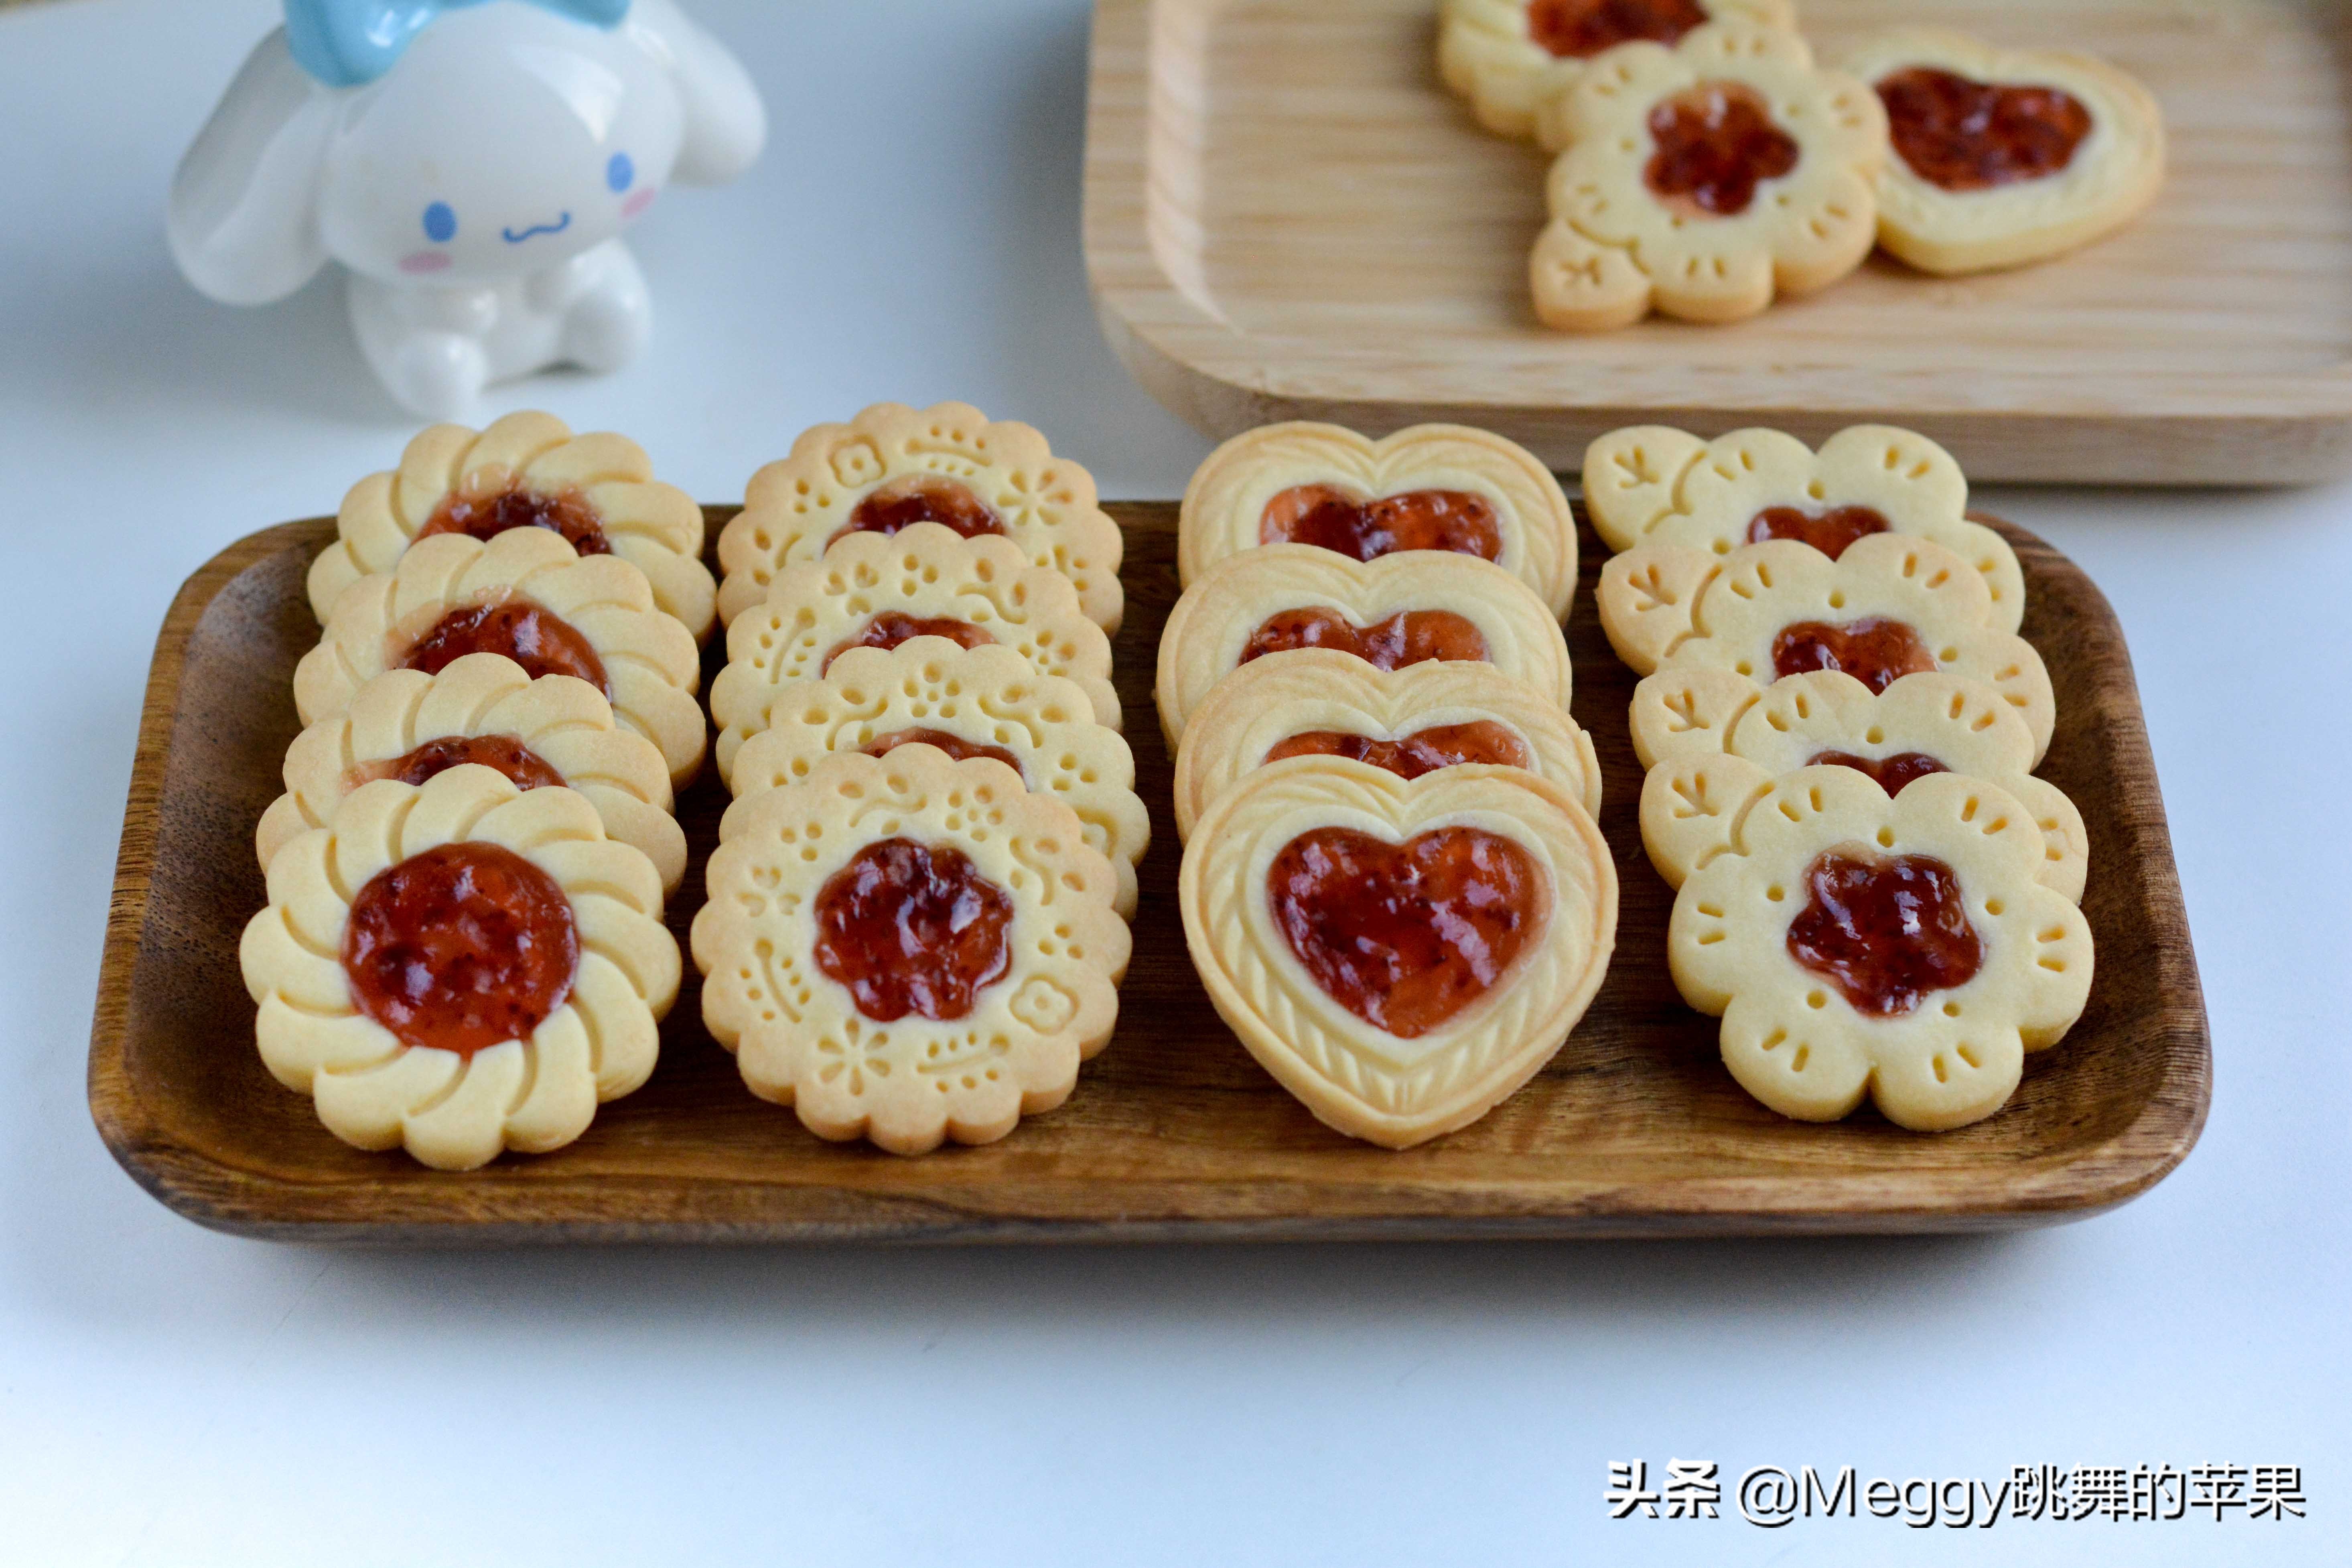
[87, 503, 2207, 1243]
[1084, 0, 2352, 484]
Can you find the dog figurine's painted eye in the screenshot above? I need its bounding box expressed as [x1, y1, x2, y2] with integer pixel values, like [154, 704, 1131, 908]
[422, 201, 458, 243]
[606, 153, 635, 194]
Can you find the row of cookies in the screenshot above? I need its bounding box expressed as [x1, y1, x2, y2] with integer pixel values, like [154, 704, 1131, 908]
[1157, 423, 1617, 1148]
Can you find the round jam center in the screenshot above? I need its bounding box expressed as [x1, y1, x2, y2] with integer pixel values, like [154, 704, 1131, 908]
[1259, 485, 1504, 564]
[1265, 722, 1532, 781]
[860, 727, 1024, 779]
[812, 838, 1015, 1023]
[1527, 0, 1707, 59]
[1877, 67, 2093, 193]
[832, 476, 1005, 546]
[1807, 749, 1948, 795]
[820, 613, 995, 675]
[1785, 848, 1983, 1018]
[1241, 608, 1490, 670]
[1645, 81, 1800, 217]
[375, 734, 566, 792]
[341, 842, 578, 1057]
[1747, 505, 1891, 559]
[419, 484, 610, 556]
[1770, 617, 1937, 694]
[400, 598, 609, 694]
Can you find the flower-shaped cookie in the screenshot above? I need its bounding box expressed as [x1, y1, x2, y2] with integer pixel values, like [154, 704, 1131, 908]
[306, 412, 716, 639]
[258, 653, 686, 893]
[1179, 422, 1580, 619]
[1438, 0, 1795, 143]
[1181, 757, 1616, 1148]
[1844, 28, 2164, 276]
[239, 768, 680, 1170]
[295, 529, 706, 789]
[1583, 424, 2025, 633]
[1530, 25, 1888, 329]
[716, 401, 1124, 633]
[1597, 533, 2055, 763]
[1638, 670, 2088, 904]
[720, 641, 1150, 918]
[694, 750, 1132, 1156]
[1173, 650, 1601, 841]
[1662, 767, 2092, 1130]
[1156, 544, 1573, 746]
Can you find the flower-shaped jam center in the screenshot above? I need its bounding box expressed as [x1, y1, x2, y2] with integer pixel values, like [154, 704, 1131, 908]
[1746, 505, 1890, 558]
[821, 613, 995, 675]
[341, 842, 579, 1056]
[1266, 722, 1532, 780]
[859, 727, 1024, 779]
[814, 838, 1014, 1022]
[1877, 68, 2093, 192]
[372, 734, 566, 793]
[1270, 827, 1544, 1039]
[1242, 608, 1490, 670]
[1770, 617, 1936, 694]
[1528, 0, 1708, 59]
[1786, 848, 1983, 1017]
[830, 476, 1005, 547]
[402, 598, 609, 694]
[1646, 81, 1801, 217]
[1806, 749, 1949, 795]
[1259, 485, 1504, 564]
[420, 484, 611, 556]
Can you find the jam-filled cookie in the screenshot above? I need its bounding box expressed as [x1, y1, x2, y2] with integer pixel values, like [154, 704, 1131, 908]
[1438, 0, 1796, 143]
[1530, 25, 1888, 329]
[694, 750, 1131, 1156]
[1180, 757, 1616, 1148]
[1179, 422, 1579, 619]
[1172, 650, 1601, 842]
[1583, 424, 2025, 633]
[1663, 766, 2092, 1130]
[306, 412, 716, 640]
[1638, 670, 2088, 904]
[716, 401, 1124, 633]
[239, 768, 680, 1170]
[259, 653, 686, 893]
[1597, 533, 2055, 763]
[295, 529, 706, 789]
[1843, 28, 2164, 276]
[1156, 545, 1573, 746]
[720, 641, 1150, 919]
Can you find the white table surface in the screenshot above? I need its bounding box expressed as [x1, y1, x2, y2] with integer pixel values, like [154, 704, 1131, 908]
[2, 2, 2344, 1563]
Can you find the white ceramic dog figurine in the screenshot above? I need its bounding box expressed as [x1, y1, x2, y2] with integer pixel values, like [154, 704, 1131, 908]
[169, 0, 765, 418]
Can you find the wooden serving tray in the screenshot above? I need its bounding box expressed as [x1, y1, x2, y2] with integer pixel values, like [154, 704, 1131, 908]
[1084, 0, 2352, 484]
[89, 504, 2206, 1243]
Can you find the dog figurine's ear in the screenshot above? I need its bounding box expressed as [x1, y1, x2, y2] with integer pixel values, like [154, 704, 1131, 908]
[629, 0, 765, 186]
[168, 30, 335, 306]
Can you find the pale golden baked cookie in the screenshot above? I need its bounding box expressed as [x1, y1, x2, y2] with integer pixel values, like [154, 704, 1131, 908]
[1843, 28, 2164, 276]
[1155, 545, 1573, 747]
[1597, 533, 2055, 763]
[1638, 670, 2088, 904]
[1179, 422, 1579, 619]
[257, 653, 686, 893]
[1179, 757, 1616, 1148]
[1172, 650, 1601, 842]
[720, 641, 1150, 919]
[238, 768, 680, 1170]
[306, 412, 716, 639]
[295, 529, 706, 789]
[1438, 0, 1796, 143]
[1530, 25, 1887, 329]
[693, 750, 1131, 1156]
[1664, 766, 2092, 1130]
[1583, 424, 2025, 634]
[716, 401, 1124, 633]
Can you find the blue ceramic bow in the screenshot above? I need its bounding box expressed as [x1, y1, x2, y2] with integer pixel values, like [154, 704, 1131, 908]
[284, 0, 631, 87]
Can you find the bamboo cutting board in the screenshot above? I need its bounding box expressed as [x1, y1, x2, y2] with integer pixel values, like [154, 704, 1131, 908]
[1083, 0, 2352, 483]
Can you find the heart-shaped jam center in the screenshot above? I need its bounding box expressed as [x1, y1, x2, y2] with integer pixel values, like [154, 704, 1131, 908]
[814, 838, 1014, 1022]
[1527, 0, 1707, 59]
[365, 734, 566, 793]
[1807, 749, 1948, 795]
[1266, 722, 1532, 780]
[1259, 485, 1503, 564]
[1786, 848, 1983, 1018]
[343, 842, 580, 1056]
[402, 598, 609, 695]
[420, 484, 611, 556]
[1747, 505, 1891, 558]
[830, 475, 1005, 547]
[1770, 617, 1936, 694]
[1877, 67, 2093, 192]
[821, 612, 995, 674]
[1646, 81, 1800, 217]
[1268, 826, 1545, 1039]
[1242, 608, 1490, 670]
[860, 726, 1024, 780]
